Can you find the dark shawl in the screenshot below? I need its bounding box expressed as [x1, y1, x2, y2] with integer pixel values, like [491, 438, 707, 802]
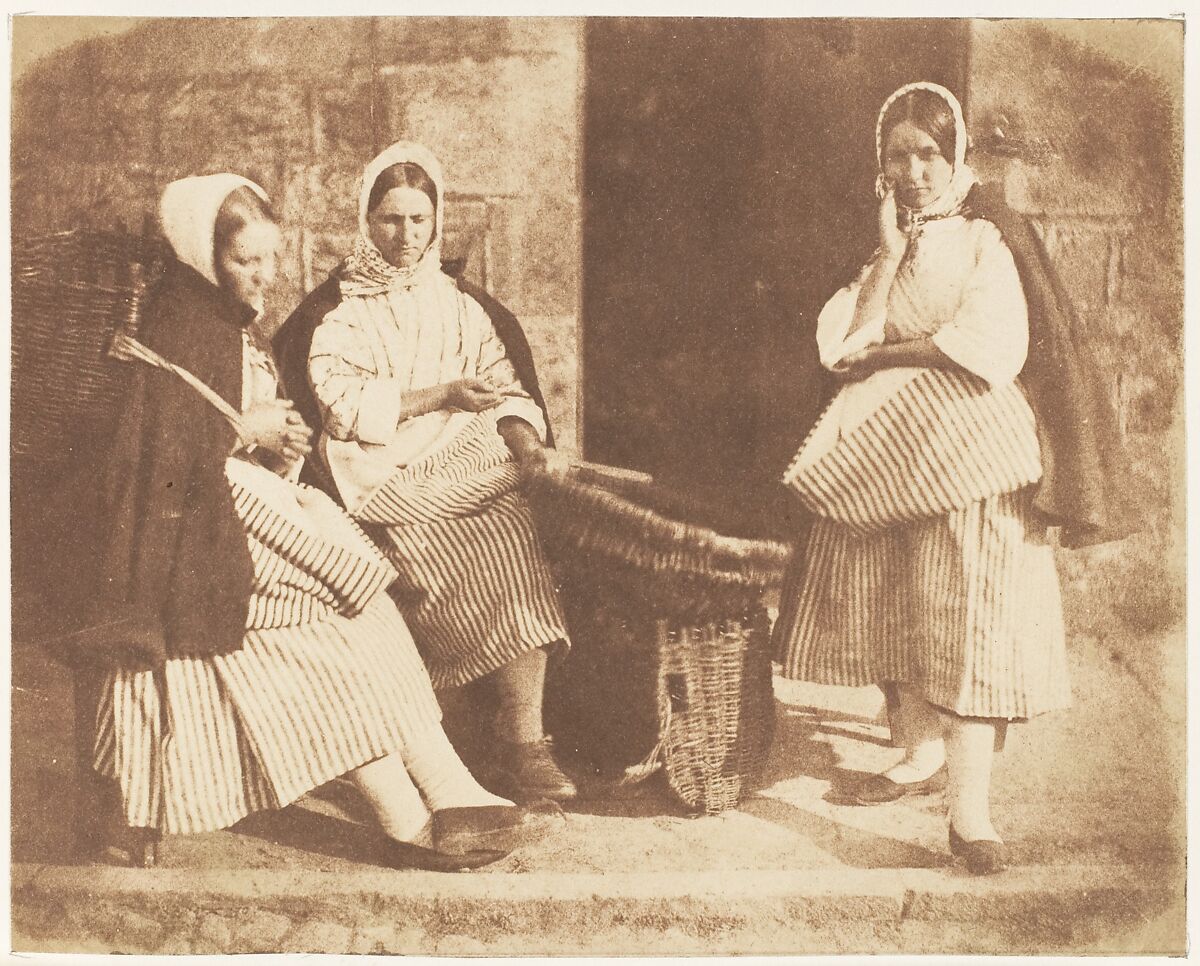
[965, 184, 1138, 548]
[48, 260, 256, 670]
[272, 265, 554, 499]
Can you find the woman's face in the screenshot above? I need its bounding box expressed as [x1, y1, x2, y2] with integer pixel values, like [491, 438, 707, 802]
[367, 185, 436, 269]
[215, 221, 281, 312]
[882, 120, 954, 210]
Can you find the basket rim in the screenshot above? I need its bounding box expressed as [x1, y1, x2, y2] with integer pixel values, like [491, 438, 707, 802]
[528, 469, 792, 579]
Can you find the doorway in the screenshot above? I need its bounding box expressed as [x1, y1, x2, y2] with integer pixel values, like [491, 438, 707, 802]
[581, 18, 967, 536]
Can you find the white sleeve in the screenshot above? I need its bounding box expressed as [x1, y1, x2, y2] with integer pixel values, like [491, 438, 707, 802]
[307, 304, 405, 445]
[471, 298, 548, 443]
[815, 261, 886, 369]
[930, 222, 1029, 387]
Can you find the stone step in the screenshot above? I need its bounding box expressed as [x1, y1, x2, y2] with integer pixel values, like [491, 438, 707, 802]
[12, 861, 1180, 955]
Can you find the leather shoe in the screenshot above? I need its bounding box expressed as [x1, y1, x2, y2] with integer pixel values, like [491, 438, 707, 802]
[948, 826, 1008, 875]
[847, 765, 947, 806]
[376, 834, 508, 872]
[432, 802, 562, 855]
[498, 738, 577, 803]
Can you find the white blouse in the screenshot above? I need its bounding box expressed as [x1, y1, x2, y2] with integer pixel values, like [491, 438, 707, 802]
[308, 273, 546, 512]
[813, 216, 1029, 439]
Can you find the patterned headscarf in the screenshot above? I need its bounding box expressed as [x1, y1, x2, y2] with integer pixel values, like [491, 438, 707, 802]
[159, 173, 271, 288]
[874, 82, 978, 227]
[338, 141, 447, 297]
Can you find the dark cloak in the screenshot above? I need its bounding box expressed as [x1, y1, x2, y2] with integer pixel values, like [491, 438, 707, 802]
[45, 260, 257, 670]
[967, 183, 1138, 548]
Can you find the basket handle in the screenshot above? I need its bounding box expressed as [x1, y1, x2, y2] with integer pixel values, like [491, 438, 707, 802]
[108, 264, 248, 441]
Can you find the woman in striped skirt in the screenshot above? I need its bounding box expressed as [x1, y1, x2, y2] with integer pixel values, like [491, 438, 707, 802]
[303, 142, 576, 803]
[86, 174, 547, 870]
[774, 83, 1128, 874]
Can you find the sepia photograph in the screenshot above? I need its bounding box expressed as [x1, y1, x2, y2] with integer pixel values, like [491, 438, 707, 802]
[7, 8, 1188, 956]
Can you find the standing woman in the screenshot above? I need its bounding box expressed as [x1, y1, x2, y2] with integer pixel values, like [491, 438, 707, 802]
[297, 142, 575, 803]
[774, 83, 1132, 873]
[73, 174, 541, 870]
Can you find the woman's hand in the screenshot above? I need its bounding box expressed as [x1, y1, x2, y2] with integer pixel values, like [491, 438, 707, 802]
[442, 378, 504, 413]
[241, 399, 312, 460]
[515, 445, 570, 481]
[878, 187, 908, 263]
[831, 339, 954, 382]
[830, 346, 887, 383]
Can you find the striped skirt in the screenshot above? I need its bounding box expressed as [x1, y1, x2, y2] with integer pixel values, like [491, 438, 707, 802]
[356, 414, 568, 690]
[774, 487, 1071, 720]
[93, 460, 443, 835]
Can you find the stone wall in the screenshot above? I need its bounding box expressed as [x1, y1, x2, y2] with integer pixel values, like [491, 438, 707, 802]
[12, 16, 583, 453]
[965, 20, 1185, 697]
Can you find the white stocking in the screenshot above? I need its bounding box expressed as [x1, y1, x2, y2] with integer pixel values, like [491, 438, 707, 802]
[346, 753, 430, 843]
[942, 715, 1001, 843]
[402, 723, 513, 812]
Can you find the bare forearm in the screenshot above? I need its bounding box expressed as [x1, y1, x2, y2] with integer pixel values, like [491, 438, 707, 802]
[872, 338, 956, 371]
[396, 384, 449, 422]
[847, 254, 902, 339]
[497, 415, 542, 459]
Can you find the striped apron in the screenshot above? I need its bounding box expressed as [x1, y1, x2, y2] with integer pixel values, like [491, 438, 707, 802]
[355, 413, 568, 690]
[93, 459, 443, 835]
[775, 368, 1070, 719]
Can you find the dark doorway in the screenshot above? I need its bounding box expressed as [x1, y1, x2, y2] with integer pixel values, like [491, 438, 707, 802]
[581, 18, 967, 537]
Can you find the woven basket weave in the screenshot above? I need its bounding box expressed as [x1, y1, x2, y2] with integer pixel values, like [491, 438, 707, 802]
[532, 464, 786, 814]
[12, 230, 166, 467]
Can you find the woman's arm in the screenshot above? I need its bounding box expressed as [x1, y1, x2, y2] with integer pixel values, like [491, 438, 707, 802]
[308, 308, 502, 443]
[834, 223, 1030, 385]
[831, 336, 957, 381]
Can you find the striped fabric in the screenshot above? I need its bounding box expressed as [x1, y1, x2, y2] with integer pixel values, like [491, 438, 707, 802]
[227, 461, 397, 629]
[93, 464, 443, 835]
[356, 413, 568, 690]
[783, 368, 1042, 534]
[774, 487, 1071, 720]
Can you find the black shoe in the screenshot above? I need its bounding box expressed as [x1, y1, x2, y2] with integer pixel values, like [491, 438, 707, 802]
[498, 738, 578, 803]
[848, 765, 947, 806]
[948, 826, 1008, 875]
[432, 802, 562, 855]
[376, 834, 508, 872]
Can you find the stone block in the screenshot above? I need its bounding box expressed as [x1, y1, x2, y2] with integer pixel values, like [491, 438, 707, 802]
[374, 16, 518, 64]
[381, 53, 579, 199]
[309, 231, 358, 286]
[315, 76, 378, 159]
[524, 314, 580, 455]
[158, 79, 312, 177]
[507, 195, 581, 316]
[284, 918, 356, 954]
[155, 929, 196, 955]
[14, 82, 159, 167]
[232, 908, 295, 954]
[1037, 222, 1111, 321]
[195, 912, 235, 953]
[295, 165, 360, 236]
[95, 906, 167, 953]
[1115, 229, 1183, 322]
[90, 18, 368, 83]
[349, 922, 430, 955]
[968, 21, 1180, 219]
[13, 161, 159, 236]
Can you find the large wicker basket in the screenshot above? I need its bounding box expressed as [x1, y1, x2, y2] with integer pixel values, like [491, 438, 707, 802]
[531, 463, 789, 814]
[12, 229, 166, 469]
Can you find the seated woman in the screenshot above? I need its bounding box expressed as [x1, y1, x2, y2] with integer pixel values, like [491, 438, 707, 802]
[275, 143, 576, 803]
[69, 173, 547, 870]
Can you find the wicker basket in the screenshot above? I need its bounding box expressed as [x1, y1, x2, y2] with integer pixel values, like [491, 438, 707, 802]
[12, 229, 166, 468]
[531, 463, 789, 814]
